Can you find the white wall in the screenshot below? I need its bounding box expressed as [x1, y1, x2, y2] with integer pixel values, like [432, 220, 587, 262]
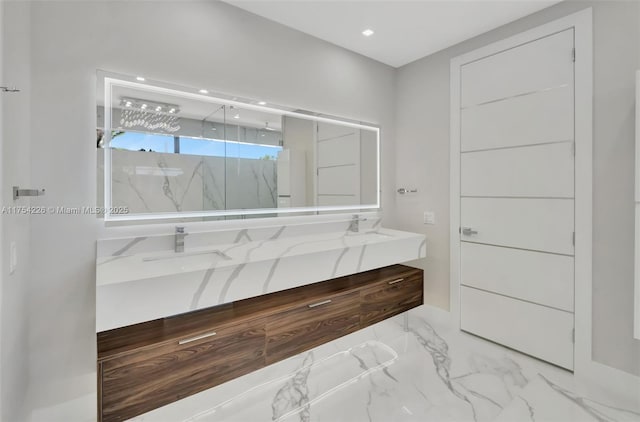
[19, 0, 396, 412]
[1, 1, 32, 419]
[395, 0, 640, 376]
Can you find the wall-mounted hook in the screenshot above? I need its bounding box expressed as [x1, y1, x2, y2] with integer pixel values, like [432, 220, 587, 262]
[1, 86, 20, 93]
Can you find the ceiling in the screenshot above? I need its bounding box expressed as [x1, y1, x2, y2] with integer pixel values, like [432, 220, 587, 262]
[223, 0, 561, 67]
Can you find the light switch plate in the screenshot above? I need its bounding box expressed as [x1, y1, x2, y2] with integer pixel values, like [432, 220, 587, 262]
[424, 211, 435, 225]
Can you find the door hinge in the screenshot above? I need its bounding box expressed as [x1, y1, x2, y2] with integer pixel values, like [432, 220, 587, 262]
[572, 47, 576, 62]
[458, 226, 461, 234]
[572, 142, 576, 156]
[571, 328, 575, 343]
[572, 231, 575, 246]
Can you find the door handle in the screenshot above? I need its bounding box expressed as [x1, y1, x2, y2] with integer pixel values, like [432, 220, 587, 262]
[461, 227, 478, 236]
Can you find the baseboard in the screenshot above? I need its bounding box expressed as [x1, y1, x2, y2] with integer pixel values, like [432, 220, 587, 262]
[577, 359, 640, 406]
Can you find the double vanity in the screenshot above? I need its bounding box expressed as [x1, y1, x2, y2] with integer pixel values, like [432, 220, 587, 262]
[96, 72, 426, 421]
[96, 217, 426, 421]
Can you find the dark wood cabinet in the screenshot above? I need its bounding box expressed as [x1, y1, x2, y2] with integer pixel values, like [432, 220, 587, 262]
[360, 269, 424, 326]
[97, 264, 423, 421]
[265, 291, 360, 364]
[100, 320, 266, 422]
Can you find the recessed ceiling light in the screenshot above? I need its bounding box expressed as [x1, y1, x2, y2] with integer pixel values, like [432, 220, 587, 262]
[141, 103, 148, 109]
[233, 114, 240, 119]
[169, 108, 176, 114]
[199, 89, 209, 94]
[136, 76, 145, 81]
[155, 106, 162, 112]
[362, 29, 374, 37]
[258, 101, 267, 106]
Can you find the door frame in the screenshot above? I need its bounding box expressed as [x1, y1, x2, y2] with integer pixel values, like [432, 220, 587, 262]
[449, 8, 635, 390]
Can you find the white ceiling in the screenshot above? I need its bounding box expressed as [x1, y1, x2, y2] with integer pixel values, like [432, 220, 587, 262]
[223, 0, 561, 67]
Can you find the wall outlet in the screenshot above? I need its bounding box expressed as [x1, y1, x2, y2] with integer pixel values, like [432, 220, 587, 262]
[9, 241, 17, 274]
[423, 211, 435, 225]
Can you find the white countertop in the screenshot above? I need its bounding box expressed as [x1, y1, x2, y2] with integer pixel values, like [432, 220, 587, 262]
[96, 220, 426, 331]
[97, 228, 421, 287]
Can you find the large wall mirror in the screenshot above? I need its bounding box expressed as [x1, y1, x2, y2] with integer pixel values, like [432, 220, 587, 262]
[96, 71, 380, 221]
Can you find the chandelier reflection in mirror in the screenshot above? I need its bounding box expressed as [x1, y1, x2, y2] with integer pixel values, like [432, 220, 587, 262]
[119, 97, 181, 133]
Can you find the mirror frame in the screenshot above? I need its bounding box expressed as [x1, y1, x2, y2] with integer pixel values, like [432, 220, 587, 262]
[99, 71, 381, 222]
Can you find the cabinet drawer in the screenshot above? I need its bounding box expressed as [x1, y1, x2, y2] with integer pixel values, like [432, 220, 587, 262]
[360, 269, 423, 327]
[100, 320, 266, 422]
[265, 291, 360, 365]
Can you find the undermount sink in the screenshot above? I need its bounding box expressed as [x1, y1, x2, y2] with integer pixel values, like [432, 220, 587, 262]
[142, 249, 231, 262]
[343, 230, 393, 241]
[342, 232, 392, 246]
[98, 248, 233, 286]
[347, 230, 393, 237]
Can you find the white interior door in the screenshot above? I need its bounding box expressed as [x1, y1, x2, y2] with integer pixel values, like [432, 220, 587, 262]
[458, 29, 576, 370]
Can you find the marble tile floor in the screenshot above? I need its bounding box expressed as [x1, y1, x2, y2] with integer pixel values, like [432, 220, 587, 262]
[126, 305, 640, 422]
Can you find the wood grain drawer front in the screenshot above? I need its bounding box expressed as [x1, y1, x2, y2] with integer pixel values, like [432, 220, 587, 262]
[360, 270, 423, 327]
[265, 291, 360, 365]
[100, 321, 266, 422]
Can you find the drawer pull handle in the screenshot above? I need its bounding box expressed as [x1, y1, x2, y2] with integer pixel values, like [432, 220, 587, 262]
[388, 278, 404, 285]
[308, 299, 332, 308]
[178, 331, 217, 345]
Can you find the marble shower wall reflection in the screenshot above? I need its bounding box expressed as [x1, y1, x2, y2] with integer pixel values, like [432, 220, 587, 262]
[224, 157, 276, 210]
[98, 148, 276, 213]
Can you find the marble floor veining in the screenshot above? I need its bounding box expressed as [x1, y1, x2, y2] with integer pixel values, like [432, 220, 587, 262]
[127, 305, 640, 422]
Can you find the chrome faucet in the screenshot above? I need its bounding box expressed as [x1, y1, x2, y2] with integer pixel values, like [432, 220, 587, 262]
[348, 214, 367, 233]
[175, 226, 188, 253]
